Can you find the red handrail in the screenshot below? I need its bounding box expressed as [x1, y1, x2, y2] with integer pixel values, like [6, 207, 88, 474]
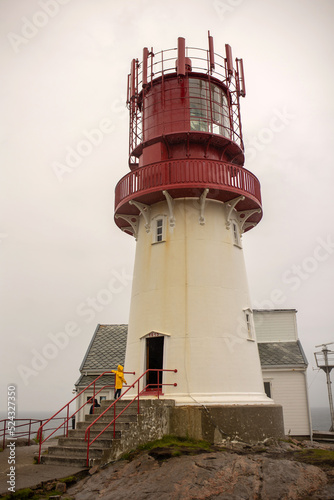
[37, 370, 135, 463]
[1, 418, 66, 449]
[84, 368, 177, 466]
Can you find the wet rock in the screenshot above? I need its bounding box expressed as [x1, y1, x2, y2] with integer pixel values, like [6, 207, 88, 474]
[68, 446, 328, 500]
[88, 465, 100, 475]
[56, 481, 67, 493]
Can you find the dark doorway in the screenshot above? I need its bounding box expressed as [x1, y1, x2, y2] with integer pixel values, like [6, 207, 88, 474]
[146, 336, 164, 390]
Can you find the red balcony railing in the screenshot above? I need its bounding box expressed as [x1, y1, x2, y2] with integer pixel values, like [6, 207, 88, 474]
[115, 159, 261, 221]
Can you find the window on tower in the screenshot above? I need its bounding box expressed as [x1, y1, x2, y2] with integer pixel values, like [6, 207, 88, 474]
[244, 308, 255, 340]
[232, 221, 241, 247]
[156, 219, 163, 241]
[189, 78, 230, 138]
[152, 215, 166, 244]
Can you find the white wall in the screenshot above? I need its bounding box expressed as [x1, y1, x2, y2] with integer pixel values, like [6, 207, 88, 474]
[263, 369, 311, 436]
[125, 198, 271, 405]
[75, 389, 113, 423]
[254, 310, 298, 342]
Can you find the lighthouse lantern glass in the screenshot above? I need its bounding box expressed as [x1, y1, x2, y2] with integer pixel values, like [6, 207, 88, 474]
[189, 78, 230, 138]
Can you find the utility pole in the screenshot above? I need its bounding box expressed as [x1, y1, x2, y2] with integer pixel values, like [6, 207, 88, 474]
[314, 342, 334, 432]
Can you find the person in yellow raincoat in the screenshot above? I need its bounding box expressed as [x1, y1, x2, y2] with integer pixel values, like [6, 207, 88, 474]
[112, 365, 127, 400]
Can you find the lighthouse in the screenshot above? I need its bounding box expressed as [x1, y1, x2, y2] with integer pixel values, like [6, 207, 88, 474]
[114, 35, 281, 416]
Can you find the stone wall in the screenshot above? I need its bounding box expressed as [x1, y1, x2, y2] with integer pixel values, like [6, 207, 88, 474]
[96, 401, 284, 466]
[100, 399, 175, 464]
[170, 404, 285, 443]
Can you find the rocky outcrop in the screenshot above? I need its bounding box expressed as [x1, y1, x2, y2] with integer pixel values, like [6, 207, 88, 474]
[67, 439, 334, 499]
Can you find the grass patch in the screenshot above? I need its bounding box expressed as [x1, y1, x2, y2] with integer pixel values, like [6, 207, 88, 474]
[1, 488, 34, 499]
[1, 488, 69, 499]
[58, 475, 77, 484]
[295, 448, 334, 468]
[138, 435, 211, 452]
[120, 435, 212, 462]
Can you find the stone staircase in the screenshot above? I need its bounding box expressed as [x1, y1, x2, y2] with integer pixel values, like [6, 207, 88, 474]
[40, 399, 174, 468]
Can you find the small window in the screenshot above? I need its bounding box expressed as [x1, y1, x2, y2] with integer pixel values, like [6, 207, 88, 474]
[156, 219, 163, 242]
[152, 216, 166, 244]
[264, 381, 272, 399]
[244, 308, 255, 340]
[232, 221, 241, 247]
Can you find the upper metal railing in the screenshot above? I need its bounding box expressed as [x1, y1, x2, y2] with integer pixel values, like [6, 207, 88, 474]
[127, 38, 246, 165]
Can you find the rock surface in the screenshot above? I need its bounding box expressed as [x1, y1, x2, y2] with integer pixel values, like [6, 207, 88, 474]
[67, 440, 334, 500]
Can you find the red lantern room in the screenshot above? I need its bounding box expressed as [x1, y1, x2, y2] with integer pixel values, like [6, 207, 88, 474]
[115, 33, 262, 236]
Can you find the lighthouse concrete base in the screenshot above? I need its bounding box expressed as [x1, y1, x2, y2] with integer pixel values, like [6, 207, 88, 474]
[169, 405, 285, 443]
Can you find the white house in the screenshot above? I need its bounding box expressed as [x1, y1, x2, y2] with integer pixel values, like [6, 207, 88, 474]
[254, 309, 312, 437]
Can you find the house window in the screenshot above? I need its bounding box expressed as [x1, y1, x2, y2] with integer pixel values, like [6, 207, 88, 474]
[152, 216, 166, 244]
[264, 381, 272, 399]
[244, 308, 255, 340]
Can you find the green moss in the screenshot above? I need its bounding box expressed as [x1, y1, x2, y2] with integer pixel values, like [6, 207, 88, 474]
[120, 450, 136, 460]
[58, 475, 77, 484]
[1, 488, 34, 499]
[138, 435, 211, 451]
[32, 433, 43, 444]
[295, 448, 334, 467]
[119, 435, 211, 462]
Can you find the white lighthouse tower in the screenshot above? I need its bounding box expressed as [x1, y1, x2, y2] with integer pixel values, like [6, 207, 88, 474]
[114, 35, 281, 421]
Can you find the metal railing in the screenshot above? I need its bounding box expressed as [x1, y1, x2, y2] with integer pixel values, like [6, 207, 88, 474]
[115, 159, 262, 212]
[127, 44, 244, 163]
[1, 418, 67, 450]
[37, 370, 135, 463]
[85, 368, 177, 466]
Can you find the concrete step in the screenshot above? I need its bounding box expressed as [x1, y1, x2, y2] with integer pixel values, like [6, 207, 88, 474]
[40, 455, 88, 468]
[40, 437, 122, 467]
[100, 399, 140, 407]
[77, 414, 137, 429]
[57, 437, 116, 448]
[83, 415, 137, 425]
[47, 445, 103, 459]
[89, 406, 139, 417]
[68, 428, 123, 440]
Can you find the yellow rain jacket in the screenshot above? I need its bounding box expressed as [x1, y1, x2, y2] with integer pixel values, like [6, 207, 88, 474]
[112, 365, 127, 389]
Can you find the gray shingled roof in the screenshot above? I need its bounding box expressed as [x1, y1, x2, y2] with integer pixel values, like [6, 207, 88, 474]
[79, 324, 127, 372]
[258, 341, 308, 367]
[75, 374, 115, 388]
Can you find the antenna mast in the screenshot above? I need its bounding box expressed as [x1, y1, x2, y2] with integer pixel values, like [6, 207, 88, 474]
[314, 342, 334, 432]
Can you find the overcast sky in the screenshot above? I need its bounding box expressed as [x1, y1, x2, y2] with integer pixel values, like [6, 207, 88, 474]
[1, 0, 334, 416]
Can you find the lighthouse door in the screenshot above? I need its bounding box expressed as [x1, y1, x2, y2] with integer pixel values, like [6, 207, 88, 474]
[146, 336, 164, 390]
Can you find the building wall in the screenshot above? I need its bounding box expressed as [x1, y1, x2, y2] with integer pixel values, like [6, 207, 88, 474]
[75, 388, 113, 423]
[254, 310, 297, 343]
[262, 369, 311, 436]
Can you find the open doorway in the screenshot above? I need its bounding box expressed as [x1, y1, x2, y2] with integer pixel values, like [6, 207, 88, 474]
[146, 336, 164, 391]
